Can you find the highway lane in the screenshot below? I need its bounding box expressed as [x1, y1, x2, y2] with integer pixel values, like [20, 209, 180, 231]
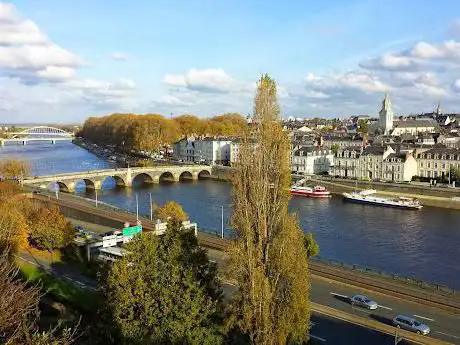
[312, 276, 460, 344]
[209, 249, 460, 344]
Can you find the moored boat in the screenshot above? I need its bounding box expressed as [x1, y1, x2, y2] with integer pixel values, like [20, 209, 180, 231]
[289, 185, 331, 198]
[342, 189, 422, 210]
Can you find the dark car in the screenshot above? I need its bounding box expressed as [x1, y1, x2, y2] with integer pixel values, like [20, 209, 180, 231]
[32, 190, 41, 194]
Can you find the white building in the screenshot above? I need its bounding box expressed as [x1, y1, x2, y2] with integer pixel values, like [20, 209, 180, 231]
[333, 146, 362, 178]
[379, 93, 394, 135]
[391, 120, 436, 136]
[382, 152, 417, 182]
[173, 136, 232, 165]
[291, 147, 334, 175]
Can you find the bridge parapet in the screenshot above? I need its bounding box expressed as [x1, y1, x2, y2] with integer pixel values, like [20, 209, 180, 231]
[23, 165, 212, 191]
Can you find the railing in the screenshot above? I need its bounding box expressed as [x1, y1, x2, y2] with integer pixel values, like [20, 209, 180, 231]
[311, 256, 458, 296]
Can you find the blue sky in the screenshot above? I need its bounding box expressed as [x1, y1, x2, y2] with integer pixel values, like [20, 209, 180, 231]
[1, 0, 460, 123]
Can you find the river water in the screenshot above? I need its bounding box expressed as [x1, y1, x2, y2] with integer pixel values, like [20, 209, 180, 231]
[2, 141, 460, 289]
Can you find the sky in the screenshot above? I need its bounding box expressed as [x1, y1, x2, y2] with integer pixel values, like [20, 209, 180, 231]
[1, 0, 460, 123]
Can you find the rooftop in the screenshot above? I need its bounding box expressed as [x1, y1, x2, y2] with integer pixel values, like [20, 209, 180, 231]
[393, 120, 436, 128]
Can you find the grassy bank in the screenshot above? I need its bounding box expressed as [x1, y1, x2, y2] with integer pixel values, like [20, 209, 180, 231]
[19, 262, 97, 313]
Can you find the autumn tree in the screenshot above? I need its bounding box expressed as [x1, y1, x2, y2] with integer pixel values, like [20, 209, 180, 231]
[154, 201, 188, 222]
[28, 207, 74, 252]
[303, 233, 319, 258]
[102, 219, 224, 345]
[227, 74, 311, 345]
[357, 119, 369, 134]
[0, 158, 30, 180]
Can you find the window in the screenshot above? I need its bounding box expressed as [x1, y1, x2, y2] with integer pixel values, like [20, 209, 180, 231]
[442, 163, 445, 169]
[434, 163, 438, 168]
[442, 155, 446, 160]
[397, 166, 400, 171]
[434, 171, 438, 177]
[420, 162, 424, 168]
[427, 163, 431, 168]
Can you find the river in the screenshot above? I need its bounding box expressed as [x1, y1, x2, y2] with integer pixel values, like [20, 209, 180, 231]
[2, 141, 460, 289]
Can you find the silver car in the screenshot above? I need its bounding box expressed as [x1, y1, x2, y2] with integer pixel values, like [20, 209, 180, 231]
[350, 295, 378, 310]
[393, 315, 430, 335]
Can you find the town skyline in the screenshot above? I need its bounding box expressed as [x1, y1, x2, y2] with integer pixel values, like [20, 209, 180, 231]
[1, 1, 460, 122]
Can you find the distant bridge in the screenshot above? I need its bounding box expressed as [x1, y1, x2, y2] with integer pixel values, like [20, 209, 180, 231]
[23, 166, 213, 192]
[1, 126, 74, 145]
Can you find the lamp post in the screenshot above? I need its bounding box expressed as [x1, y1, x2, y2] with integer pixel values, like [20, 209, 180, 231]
[149, 192, 153, 221]
[135, 193, 139, 221]
[221, 206, 224, 239]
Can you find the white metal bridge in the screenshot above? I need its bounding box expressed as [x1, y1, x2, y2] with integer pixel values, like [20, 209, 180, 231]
[1, 126, 74, 145]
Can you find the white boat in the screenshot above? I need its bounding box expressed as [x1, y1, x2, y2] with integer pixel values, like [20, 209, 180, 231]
[290, 185, 331, 198]
[342, 189, 422, 210]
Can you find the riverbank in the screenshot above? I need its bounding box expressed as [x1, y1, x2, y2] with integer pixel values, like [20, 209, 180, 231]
[310, 178, 460, 210]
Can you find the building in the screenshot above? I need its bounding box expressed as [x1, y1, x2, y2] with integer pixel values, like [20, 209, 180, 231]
[381, 152, 417, 182]
[332, 146, 362, 178]
[230, 138, 258, 166]
[415, 147, 460, 179]
[291, 147, 334, 175]
[379, 94, 394, 135]
[391, 120, 436, 136]
[359, 145, 395, 180]
[322, 134, 364, 149]
[173, 136, 233, 165]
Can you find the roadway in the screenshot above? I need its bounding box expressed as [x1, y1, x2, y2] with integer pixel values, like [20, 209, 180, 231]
[210, 249, 460, 344]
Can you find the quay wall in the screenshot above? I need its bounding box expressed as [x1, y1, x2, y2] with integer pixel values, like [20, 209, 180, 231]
[311, 178, 460, 210]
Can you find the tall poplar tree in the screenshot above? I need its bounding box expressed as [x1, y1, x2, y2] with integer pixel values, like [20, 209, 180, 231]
[227, 74, 311, 345]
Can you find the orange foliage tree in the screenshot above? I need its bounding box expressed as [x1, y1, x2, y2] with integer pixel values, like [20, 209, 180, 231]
[153, 201, 188, 222]
[81, 112, 248, 151]
[28, 207, 74, 252]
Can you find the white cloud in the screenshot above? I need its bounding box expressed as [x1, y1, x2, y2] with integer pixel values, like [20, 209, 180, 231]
[163, 68, 234, 93]
[360, 53, 418, 71]
[0, 2, 82, 84]
[453, 79, 460, 92]
[110, 52, 130, 61]
[410, 40, 460, 61]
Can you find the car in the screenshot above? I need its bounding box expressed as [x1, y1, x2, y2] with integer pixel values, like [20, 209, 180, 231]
[392, 315, 430, 335]
[75, 225, 84, 233]
[350, 295, 378, 310]
[32, 190, 41, 194]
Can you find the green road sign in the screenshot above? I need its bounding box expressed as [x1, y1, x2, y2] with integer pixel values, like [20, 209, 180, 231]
[122, 225, 142, 237]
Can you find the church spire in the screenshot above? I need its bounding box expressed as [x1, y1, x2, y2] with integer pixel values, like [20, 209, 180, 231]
[436, 101, 442, 115]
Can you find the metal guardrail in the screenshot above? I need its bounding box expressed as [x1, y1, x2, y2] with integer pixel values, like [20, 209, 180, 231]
[311, 256, 457, 296]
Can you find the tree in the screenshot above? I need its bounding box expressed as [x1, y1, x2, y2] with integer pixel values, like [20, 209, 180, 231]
[0, 158, 30, 180]
[0, 203, 29, 253]
[449, 165, 460, 182]
[103, 219, 224, 345]
[28, 207, 74, 252]
[227, 74, 311, 345]
[154, 201, 188, 222]
[331, 144, 340, 155]
[357, 119, 369, 134]
[303, 233, 319, 258]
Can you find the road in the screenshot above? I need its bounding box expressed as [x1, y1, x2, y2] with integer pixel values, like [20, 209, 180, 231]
[210, 249, 460, 344]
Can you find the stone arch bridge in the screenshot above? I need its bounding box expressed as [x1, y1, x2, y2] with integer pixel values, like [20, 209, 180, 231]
[23, 166, 213, 193]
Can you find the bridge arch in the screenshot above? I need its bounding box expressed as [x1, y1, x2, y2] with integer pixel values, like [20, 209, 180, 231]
[198, 169, 212, 179]
[159, 171, 175, 183]
[11, 126, 73, 138]
[55, 181, 71, 193]
[112, 175, 128, 187]
[133, 172, 154, 185]
[179, 171, 194, 181]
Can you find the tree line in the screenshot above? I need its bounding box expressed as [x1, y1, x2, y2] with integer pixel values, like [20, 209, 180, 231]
[80, 113, 248, 152]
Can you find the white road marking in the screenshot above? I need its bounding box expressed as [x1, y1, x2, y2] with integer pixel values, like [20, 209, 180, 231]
[330, 292, 348, 299]
[435, 331, 459, 339]
[413, 314, 435, 322]
[377, 304, 392, 311]
[310, 334, 326, 342]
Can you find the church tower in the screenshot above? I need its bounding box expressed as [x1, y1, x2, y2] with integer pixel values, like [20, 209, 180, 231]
[379, 93, 394, 135]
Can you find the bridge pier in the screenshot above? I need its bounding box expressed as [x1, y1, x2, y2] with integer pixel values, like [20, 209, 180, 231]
[192, 172, 199, 180]
[51, 139, 56, 144]
[173, 173, 180, 182]
[86, 179, 102, 190]
[0, 140, 4, 147]
[22, 140, 27, 146]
